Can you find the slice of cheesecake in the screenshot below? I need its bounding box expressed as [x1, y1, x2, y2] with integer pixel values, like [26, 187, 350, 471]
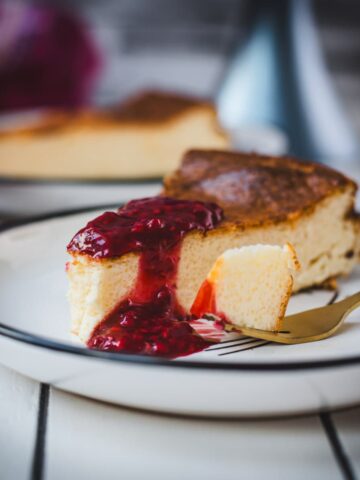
[0, 92, 228, 180]
[67, 150, 359, 346]
[191, 244, 300, 331]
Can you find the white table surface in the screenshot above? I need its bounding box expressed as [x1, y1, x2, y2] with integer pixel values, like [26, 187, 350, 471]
[0, 363, 359, 480]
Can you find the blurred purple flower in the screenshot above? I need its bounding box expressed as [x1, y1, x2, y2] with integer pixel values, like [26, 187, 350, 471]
[0, 1, 101, 111]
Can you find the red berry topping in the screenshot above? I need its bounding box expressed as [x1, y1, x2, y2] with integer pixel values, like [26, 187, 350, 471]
[70, 197, 223, 358]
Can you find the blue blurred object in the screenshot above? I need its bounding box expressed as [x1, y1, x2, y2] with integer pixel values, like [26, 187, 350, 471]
[217, 0, 359, 163]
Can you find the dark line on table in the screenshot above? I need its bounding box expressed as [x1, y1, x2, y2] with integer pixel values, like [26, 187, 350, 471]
[319, 412, 356, 480]
[31, 383, 50, 480]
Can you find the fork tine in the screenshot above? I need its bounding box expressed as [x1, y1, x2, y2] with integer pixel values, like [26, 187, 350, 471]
[328, 290, 339, 305]
[212, 336, 248, 345]
[206, 338, 260, 351]
[219, 341, 270, 356]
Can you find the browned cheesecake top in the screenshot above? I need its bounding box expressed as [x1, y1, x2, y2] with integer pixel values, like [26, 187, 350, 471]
[163, 149, 357, 228]
[110, 91, 211, 124]
[0, 91, 212, 138]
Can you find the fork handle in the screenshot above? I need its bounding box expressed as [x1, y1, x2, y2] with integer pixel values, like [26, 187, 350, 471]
[339, 291, 360, 313]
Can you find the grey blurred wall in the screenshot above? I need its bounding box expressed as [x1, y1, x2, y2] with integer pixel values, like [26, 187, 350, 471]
[31, 0, 360, 138]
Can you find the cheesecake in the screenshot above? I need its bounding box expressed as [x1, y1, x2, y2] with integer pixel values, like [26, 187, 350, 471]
[0, 92, 228, 180]
[67, 150, 359, 357]
[191, 244, 300, 331]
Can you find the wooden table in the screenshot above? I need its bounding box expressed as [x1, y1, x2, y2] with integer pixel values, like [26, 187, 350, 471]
[1, 363, 359, 480]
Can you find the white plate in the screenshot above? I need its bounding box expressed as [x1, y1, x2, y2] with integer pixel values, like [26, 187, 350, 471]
[0, 210, 360, 417]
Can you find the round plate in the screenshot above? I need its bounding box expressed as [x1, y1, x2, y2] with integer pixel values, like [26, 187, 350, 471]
[0, 209, 360, 417]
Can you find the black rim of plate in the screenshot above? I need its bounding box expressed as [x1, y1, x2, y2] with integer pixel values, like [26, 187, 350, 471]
[0, 176, 162, 186]
[0, 206, 360, 372]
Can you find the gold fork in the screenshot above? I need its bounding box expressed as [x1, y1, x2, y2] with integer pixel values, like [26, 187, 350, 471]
[233, 291, 360, 345]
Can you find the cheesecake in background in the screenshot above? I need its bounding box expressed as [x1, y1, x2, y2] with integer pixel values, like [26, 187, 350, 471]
[0, 91, 229, 180]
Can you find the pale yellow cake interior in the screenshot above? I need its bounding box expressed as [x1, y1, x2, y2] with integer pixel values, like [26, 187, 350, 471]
[197, 244, 300, 331]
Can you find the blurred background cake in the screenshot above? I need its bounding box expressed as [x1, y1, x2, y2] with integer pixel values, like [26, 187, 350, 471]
[0, 91, 228, 179]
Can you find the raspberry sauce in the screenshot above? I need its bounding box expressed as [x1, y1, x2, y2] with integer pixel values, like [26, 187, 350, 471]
[191, 279, 227, 330]
[190, 279, 217, 319]
[67, 197, 223, 358]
